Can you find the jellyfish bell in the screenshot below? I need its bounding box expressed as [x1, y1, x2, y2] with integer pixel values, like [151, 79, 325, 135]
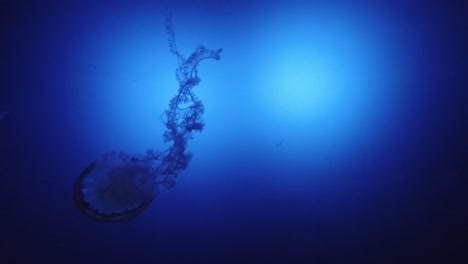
[74, 151, 159, 222]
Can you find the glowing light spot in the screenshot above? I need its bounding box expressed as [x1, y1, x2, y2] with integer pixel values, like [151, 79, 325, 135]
[268, 50, 340, 120]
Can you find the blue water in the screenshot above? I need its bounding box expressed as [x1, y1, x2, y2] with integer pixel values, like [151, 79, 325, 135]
[1, 0, 466, 263]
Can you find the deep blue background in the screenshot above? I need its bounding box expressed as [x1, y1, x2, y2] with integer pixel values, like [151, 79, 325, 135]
[0, 0, 467, 263]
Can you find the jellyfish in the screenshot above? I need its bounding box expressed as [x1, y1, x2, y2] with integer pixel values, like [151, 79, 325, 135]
[74, 12, 222, 222]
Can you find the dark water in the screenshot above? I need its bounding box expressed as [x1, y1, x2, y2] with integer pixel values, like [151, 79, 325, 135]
[1, 0, 466, 263]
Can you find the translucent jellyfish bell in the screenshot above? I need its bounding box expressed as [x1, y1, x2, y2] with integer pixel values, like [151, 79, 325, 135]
[74, 151, 158, 222]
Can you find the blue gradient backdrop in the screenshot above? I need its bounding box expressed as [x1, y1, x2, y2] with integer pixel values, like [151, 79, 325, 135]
[1, 0, 466, 263]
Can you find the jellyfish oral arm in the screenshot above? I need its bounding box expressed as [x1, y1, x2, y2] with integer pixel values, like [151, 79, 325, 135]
[159, 13, 222, 185]
[165, 11, 222, 87]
